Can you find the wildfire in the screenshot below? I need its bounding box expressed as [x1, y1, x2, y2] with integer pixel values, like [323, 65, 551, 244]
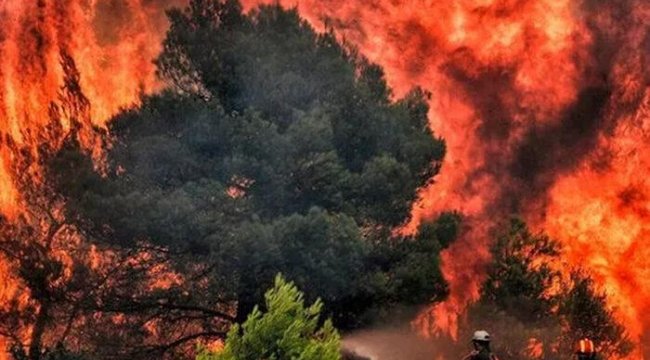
[544, 90, 650, 358]
[1, 0, 649, 358]
[241, 0, 650, 357]
[0, 0, 182, 214]
[0, 0, 182, 358]
[527, 338, 544, 359]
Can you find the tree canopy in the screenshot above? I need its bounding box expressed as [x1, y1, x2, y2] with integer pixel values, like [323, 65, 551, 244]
[46, 0, 453, 357]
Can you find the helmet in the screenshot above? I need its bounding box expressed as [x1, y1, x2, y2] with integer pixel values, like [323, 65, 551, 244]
[575, 338, 595, 354]
[472, 330, 491, 342]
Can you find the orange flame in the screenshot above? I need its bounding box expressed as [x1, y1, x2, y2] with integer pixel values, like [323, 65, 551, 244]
[2, 0, 649, 358]
[242, 0, 649, 357]
[0, 0, 183, 357]
[0, 0, 183, 214]
[527, 338, 544, 359]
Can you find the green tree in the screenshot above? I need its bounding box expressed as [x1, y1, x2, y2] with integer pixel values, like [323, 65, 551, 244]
[559, 273, 633, 358]
[455, 218, 562, 360]
[49, 0, 452, 355]
[454, 218, 633, 360]
[197, 275, 341, 360]
[482, 218, 561, 323]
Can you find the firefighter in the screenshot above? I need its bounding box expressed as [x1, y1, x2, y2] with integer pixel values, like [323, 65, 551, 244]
[575, 338, 597, 360]
[462, 330, 499, 360]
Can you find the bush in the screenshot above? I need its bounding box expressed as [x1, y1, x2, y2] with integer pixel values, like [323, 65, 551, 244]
[197, 274, 341, 360]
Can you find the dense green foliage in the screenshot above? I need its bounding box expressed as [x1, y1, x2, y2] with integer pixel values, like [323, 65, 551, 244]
[453, 218, 632, 360]
[154, 0, 445, 227]
[197, 275, 340, 360]
[50, 0, 452, 354]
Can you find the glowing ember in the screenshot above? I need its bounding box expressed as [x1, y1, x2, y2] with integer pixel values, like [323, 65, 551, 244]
[527, 338, 544, 359]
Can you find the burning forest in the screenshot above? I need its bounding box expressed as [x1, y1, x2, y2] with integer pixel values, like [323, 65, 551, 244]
[0, 0, 648, 359]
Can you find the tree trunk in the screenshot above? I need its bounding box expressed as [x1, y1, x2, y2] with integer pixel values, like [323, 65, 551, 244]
[28, 301, 50, 360]
[235, 295, 256, 324]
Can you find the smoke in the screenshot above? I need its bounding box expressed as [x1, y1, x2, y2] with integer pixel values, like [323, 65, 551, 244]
[239, 0, 650, 354]
[342, 326, 443, 360]
[341, 312, 562, 360]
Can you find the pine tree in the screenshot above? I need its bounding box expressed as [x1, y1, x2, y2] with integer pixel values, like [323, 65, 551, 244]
[197, 274, 341, 360]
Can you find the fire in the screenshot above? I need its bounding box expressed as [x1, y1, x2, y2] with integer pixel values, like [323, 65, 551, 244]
[544, 89, 650, 357]
[0, 0, 182, 214]
[0, 0, 182, 358]
[527, 338, 544, 359]
[242, 0, 650, 357]
[1, 0, 649, 358]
